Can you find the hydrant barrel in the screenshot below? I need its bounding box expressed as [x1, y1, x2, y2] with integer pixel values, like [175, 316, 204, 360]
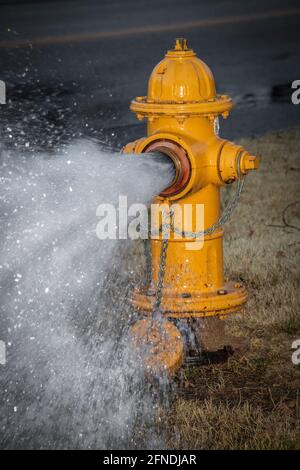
[124, 39, 260, 362]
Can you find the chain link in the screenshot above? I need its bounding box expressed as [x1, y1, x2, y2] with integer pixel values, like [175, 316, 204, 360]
[152, 232, 169, 319]
[151, 151, 245, 239]
[150, 152, 245, 317]
[173, 174, 244, 239]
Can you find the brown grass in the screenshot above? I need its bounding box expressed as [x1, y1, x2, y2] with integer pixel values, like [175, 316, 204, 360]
[163, 398, 299, 450]
[159, 128, 300, 449]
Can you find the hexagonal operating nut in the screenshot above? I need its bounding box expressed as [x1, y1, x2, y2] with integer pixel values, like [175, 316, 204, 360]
[241, 153, 260, 173]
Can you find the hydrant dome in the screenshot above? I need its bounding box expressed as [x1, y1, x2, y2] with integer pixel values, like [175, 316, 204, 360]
[131, 39, 233, 118]
[147, 52, 217, 103]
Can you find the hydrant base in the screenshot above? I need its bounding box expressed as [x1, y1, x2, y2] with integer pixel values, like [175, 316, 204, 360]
[130, 281, 247, 319]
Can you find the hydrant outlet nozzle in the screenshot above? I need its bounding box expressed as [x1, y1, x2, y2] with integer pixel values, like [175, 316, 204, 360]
[218, 141, 260, 183]
[240, 153, 260, 173]
[143, 140, 191, 197]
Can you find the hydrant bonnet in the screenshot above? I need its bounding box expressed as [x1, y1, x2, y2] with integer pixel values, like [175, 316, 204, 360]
[131, 38, 233, 119]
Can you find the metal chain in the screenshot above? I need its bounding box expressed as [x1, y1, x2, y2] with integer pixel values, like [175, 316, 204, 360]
[151, 151, 245, 239]
[173, 174, 244, 239]
[150, 152, 245, 318]
[152, 227, 170, 319]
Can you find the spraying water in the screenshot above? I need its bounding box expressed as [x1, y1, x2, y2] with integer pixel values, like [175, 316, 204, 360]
[0, 139, 175, 449]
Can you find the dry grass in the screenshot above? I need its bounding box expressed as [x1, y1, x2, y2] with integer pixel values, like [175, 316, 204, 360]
[163, 398, 299, 450]
[159, 128, 300, 449]
[226, 128, 300, 334]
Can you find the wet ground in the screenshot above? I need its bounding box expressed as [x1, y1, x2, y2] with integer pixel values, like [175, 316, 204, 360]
[0, 0, 300, 151]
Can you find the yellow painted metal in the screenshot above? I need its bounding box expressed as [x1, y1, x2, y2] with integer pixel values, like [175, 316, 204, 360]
[124, 38, 259, 319]
[130, 319, 184, 376]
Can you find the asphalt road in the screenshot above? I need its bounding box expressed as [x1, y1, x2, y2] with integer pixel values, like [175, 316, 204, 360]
[0, 0, 300, 151]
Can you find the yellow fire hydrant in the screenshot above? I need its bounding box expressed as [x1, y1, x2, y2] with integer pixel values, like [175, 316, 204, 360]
[124, 38, 259, 375]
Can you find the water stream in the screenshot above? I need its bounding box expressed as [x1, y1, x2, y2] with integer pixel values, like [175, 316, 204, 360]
[0, 139, 174, 449]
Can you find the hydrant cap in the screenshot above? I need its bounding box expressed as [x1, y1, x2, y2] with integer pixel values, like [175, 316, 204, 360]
[131, 38, 233, 118]
[149, 38, 215, 102]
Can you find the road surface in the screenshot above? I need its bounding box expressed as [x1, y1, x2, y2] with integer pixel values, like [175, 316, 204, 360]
[0, 0, 300, 151]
